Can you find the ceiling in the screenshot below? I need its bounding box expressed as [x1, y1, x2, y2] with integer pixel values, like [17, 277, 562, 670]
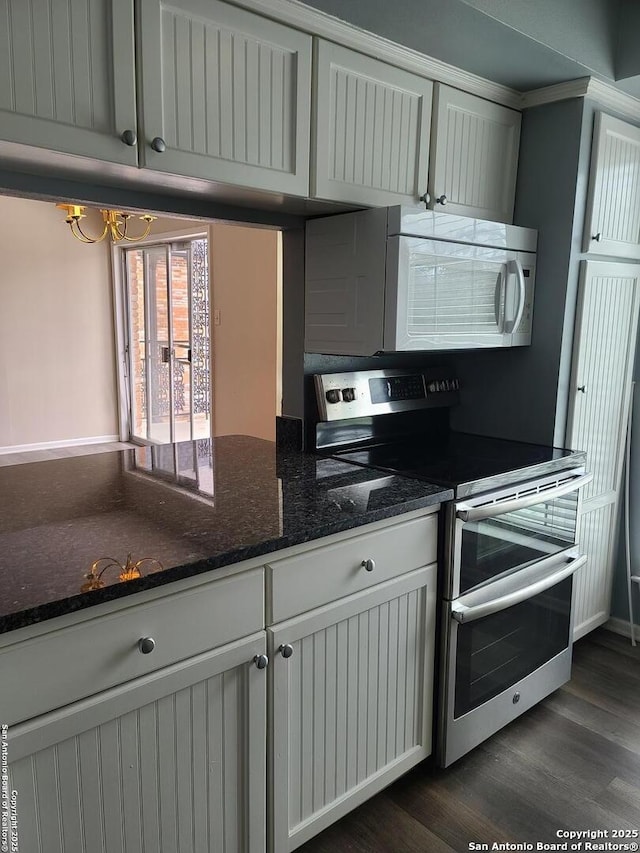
[301, 0, 640, 98]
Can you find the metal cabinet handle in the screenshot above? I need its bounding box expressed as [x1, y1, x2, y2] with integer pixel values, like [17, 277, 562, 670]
[279, 643, 294, 658]
[253, 654, 269, 670]
[151, 137, 166, 153]
[361, 558, 376, 572]
[138, 637, 155, 654]
[419, 191, 430, 206]
[577, 385, 586, 393]
[436, 194, 448, 205]
[592, 232, 602, 242]
[120, 129, 137, 146]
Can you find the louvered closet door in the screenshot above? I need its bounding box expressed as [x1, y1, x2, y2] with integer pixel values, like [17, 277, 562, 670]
[0, 0, 137, 164]
[269, 565, 436, 852]
[312, 40, 433, 207]
[137, 0, 311, 195]
[566, 261, 640, 639]
[8, 633, 267, 853]
[583, 113, 640, 259]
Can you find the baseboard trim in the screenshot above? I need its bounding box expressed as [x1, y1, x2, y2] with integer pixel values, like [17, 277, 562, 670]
[0, 435, 120, 455]
[605, 616, 639, 638]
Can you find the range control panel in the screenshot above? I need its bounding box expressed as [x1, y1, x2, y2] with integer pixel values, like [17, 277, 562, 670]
[315, 369, 460, 421]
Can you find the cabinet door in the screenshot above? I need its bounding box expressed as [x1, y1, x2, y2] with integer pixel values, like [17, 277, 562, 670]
[0, 0, 137, 165]
[8, 632, 267, 853]
[566, 261, 640, 639]
[312, 40, 433, 207]
[137, 0, 311, 195]
[583, 113, 640, 259]
[429, 84, 521, 223]
[269, 565, 436, 852]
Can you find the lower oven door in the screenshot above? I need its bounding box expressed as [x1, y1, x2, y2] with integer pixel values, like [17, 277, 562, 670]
[437, 550, 586, 768]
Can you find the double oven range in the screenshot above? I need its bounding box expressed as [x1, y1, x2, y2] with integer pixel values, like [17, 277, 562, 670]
[311, 368, 591, 767]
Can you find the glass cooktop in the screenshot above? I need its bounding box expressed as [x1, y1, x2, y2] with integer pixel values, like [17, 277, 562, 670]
[332, 432, 584, 498]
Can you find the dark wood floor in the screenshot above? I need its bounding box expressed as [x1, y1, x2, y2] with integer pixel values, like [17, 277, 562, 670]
[298, 628, 640, 853]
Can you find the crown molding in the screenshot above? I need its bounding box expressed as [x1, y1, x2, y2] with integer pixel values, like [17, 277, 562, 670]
[227, 0, 640, 121]
[585, 78, 640, 122]
[226, 0, 523, 109]
[521, 77, 640, 122]
[520, 78, 591, 109]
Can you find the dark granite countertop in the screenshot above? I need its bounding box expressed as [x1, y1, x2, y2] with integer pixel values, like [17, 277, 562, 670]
[0, 436, 451, 634]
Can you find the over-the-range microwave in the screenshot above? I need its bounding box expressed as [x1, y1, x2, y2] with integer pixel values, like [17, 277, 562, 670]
[305, 206, 537, 354]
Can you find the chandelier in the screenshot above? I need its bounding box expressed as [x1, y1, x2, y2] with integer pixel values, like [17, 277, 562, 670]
[57, 203, 157, 244]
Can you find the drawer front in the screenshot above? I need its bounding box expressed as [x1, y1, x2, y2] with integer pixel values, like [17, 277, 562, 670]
[267, 514, 437, 622]
[0, 568, 263, 726]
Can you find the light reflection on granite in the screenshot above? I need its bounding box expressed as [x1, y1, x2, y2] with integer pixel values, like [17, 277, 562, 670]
[0, 436, 451, 633]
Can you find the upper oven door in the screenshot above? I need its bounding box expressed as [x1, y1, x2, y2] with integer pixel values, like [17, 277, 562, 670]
[445, 469, 592, 599]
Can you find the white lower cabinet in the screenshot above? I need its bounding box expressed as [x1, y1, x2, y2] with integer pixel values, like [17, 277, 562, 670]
[4, 511, 440, 853]
[8, 631, 268, 853]
[268, 564, 437, 852]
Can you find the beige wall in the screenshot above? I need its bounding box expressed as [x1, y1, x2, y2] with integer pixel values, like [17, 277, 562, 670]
[0, 196, 118, 448]
[210, 223, 280, 442]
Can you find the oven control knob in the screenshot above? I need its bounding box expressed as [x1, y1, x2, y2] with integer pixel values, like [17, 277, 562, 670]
[512, 692, 521, 705]
[342, 387, 356, 402]
[325, 389, 341, 404]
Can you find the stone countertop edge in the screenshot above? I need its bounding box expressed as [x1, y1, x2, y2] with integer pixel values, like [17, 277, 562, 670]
[0, 485, 451, 636]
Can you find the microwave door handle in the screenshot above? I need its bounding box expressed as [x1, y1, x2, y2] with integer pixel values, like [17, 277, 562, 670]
[503, 260, 526, 334]
[494, 266, 506, 332]
[456, 472, 593, 522]
[451, 554, 587, 623]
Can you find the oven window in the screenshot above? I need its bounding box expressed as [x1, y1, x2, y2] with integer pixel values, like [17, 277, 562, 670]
[459, 489, 578, 594]
[454, 577, 571, 719]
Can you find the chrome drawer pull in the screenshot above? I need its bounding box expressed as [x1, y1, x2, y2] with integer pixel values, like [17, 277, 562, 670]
[253, 654, 269, 670]
[279, 643, 294, 658]
[361, 558, 376, 572]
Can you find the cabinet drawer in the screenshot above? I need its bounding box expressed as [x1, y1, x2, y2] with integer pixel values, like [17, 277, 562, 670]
[267, 514, 437, 622]
[0, 568, 263, 726]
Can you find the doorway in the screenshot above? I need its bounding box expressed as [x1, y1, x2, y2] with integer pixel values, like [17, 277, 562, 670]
[123, 237, 211, 444]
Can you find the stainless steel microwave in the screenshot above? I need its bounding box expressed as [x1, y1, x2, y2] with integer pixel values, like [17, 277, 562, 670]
[305, 206, 537, 355]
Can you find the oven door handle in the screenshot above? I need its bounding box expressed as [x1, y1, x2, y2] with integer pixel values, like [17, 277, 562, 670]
[455, 472, 593, 522]
[451, 553, 587, 624]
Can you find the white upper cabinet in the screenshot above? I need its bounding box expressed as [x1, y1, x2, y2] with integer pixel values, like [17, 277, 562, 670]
[312, 40, 433, 207]
[0, 0, 137, 165]
[429, 84, 521, 223]
[583, 113, 640, 259]
[137, 0, 312, 195]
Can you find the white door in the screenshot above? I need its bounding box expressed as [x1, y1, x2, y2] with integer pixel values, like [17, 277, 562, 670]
[312, 40, 433, 207]
[583, 113, 640, 259]
[137, 0, 311, 195]
[269, 566, 436, 852]
[429, 84, 521, 223]
[0, 0, 137, 165]
[566, 261, 640, 639]
[8, 633, 267, 853]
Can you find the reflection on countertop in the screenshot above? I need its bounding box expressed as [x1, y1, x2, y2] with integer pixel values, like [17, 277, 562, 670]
[0, 435, 451, 633]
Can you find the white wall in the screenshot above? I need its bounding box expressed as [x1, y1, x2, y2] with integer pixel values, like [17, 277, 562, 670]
[210, 223, 280, 442]
[0, 196, 118, 448]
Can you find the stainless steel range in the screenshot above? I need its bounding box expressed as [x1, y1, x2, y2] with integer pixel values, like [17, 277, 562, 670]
[311, 368, 591, 767]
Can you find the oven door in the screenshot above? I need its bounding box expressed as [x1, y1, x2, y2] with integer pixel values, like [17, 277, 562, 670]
[437, 550, 586, 768]
[445, 469, 592, 598]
